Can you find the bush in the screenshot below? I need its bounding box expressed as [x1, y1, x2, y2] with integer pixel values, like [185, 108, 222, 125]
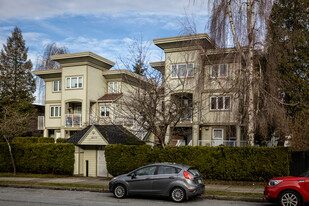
[56, 138, 67, 143]
[12, 137, 54, 143]
[105, 145, 290, 181]
[0, 143, 74, 175]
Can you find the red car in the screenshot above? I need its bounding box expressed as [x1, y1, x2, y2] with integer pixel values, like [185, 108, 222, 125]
[265, 169, 309, 206]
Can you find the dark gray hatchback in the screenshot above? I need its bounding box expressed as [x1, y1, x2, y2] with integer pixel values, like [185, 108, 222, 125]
[109, 163, 205, 202]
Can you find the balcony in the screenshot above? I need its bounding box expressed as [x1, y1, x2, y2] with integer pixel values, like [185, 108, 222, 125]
[65, 114, 82, 127]
[37, 116, 44, 130]
[198, 140, 247, 147]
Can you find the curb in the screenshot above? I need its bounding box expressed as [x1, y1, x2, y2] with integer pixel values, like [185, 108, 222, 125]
[0, 183, 265, 203]
[202, 194, 265, 203]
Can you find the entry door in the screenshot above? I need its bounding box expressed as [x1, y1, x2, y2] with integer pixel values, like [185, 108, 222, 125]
[55, 131, 61, 139]
[97, 150, 107, 177]
[212, 128, 224, 146]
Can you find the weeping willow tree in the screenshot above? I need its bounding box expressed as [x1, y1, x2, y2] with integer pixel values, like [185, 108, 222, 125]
[189, 0, 273, 145]
[35, 43, 68, 104]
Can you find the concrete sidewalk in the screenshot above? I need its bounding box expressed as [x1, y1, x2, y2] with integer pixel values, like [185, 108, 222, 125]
[0, 176, 265, 193]
[0, 177, 265, 202]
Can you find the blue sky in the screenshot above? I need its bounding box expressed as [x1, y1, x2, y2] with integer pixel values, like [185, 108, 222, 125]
[0, 0, 211, 68]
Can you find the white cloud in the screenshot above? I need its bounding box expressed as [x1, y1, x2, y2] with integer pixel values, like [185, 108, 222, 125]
[0, 0, 210, 21]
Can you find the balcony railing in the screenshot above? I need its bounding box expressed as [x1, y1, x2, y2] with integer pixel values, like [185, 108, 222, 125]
[37, 116, 44, 130]
[65, 114, 82, 127]
[198, 140, 248, 147]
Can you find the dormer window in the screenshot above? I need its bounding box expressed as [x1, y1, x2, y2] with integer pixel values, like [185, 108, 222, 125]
[171, 63, 194, 78]
[108, 82, 119, 93]
[211, 64, 228, 78]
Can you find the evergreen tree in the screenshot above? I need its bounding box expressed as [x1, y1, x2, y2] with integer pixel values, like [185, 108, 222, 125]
[0, 26, 35, 112]
[267, 0, 309, 150]
[268, 0, 309, 115]
[0, 26, 36, 174]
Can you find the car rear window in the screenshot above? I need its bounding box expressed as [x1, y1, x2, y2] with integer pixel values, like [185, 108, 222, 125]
[187, 167, 201, 176]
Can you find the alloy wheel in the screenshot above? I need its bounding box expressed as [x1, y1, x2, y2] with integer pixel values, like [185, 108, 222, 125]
[280, 191, 300, 206]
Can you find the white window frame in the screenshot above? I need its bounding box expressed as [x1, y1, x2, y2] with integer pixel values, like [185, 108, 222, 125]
[50, 106, 61, 117]
[213, 128, 224, 140]
[66, 76, 83, 89]
[210, 64, 228, 78]
[108, 82, 119, 93]
[53, 80, 61, 92]
[210, 96, 231, 110]
[100, 106, 110, 117]
[171, 63, 194, 78]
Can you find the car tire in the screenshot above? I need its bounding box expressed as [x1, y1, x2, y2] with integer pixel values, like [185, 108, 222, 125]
[113, 184, 126, 199]
[279, 190, 301, 206]
[170, 187, 186, 202]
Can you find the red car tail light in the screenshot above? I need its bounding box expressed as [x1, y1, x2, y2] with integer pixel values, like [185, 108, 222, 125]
[184, 171, 194, 180]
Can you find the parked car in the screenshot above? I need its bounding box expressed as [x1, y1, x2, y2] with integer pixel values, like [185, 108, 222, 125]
[264, 169, 309, 206]
[109, 163, 205, 202]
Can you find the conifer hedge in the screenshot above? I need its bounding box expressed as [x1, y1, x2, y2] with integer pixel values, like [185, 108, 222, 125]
[0, 143, 74, 175]
[105, 145, 290, 181]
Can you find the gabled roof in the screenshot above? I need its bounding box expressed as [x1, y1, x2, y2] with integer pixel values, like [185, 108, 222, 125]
[65, 125, 145, 145]
[98, 93, 122, 102]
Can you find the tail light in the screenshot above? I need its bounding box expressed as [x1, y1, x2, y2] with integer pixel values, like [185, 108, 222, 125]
[183, 171, 194, 180]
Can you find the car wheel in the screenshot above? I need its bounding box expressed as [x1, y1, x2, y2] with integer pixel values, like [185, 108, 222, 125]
[279, 190, 301, 206]
[113, 184, 126, 199]
[170, 187, 185, 202]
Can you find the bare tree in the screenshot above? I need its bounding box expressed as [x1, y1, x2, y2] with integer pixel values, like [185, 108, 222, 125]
[0, 105, 30, 175]
[117, 70, 198, 148]
[118, 34, 151, 76]
[35, 43, 68, 104]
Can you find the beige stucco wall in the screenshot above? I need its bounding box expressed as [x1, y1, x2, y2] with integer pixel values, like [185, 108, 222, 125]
[164, 50, 201, 92]
[45, 103, 61, 128]
[61, 65, 87, 127]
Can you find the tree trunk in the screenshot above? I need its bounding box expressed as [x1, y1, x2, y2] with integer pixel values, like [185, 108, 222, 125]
[247, 0, 255, 146]
[4, 137, 16, 175]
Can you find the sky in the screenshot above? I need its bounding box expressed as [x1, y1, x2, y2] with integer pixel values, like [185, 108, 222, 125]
[0, 0, 211, 69]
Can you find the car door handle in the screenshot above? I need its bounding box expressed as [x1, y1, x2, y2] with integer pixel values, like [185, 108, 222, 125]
[169, 176, 175, 179]
[146, 177, 151, 180]
[298, 180, 305, 183]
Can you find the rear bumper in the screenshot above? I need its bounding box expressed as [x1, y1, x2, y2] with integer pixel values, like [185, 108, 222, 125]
[187, 184, 205, 198]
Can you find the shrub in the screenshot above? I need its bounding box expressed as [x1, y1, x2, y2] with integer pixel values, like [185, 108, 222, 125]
[12, 137, 54, 143]
[0, 143, 74, 175]
[56, 138, 67, 143]
[105, 145, 290, 181]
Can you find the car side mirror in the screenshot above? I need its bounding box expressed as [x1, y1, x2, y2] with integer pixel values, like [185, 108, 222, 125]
[131, 173, 136, 179]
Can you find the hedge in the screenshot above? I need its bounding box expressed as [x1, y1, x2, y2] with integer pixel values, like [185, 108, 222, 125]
[12, 137, 54, 143]
[0, 143, 74, 175]
[105, 145, 290, 181]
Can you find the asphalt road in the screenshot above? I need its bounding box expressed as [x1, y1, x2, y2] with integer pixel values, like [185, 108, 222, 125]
[0, 187, 275, 206]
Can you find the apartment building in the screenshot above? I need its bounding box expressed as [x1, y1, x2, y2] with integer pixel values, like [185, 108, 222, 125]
[33, 51, 148, 140]
[150, 34, 246, 147]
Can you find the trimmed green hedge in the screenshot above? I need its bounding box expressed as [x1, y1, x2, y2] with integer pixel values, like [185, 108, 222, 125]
[0, 143, 74, 175]
[12, 137, 54, 143]
[56, 138, 67, 143]
[105, 145, 290, 181]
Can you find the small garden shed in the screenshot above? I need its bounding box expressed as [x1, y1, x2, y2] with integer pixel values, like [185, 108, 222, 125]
[66, 125, 144, 177]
